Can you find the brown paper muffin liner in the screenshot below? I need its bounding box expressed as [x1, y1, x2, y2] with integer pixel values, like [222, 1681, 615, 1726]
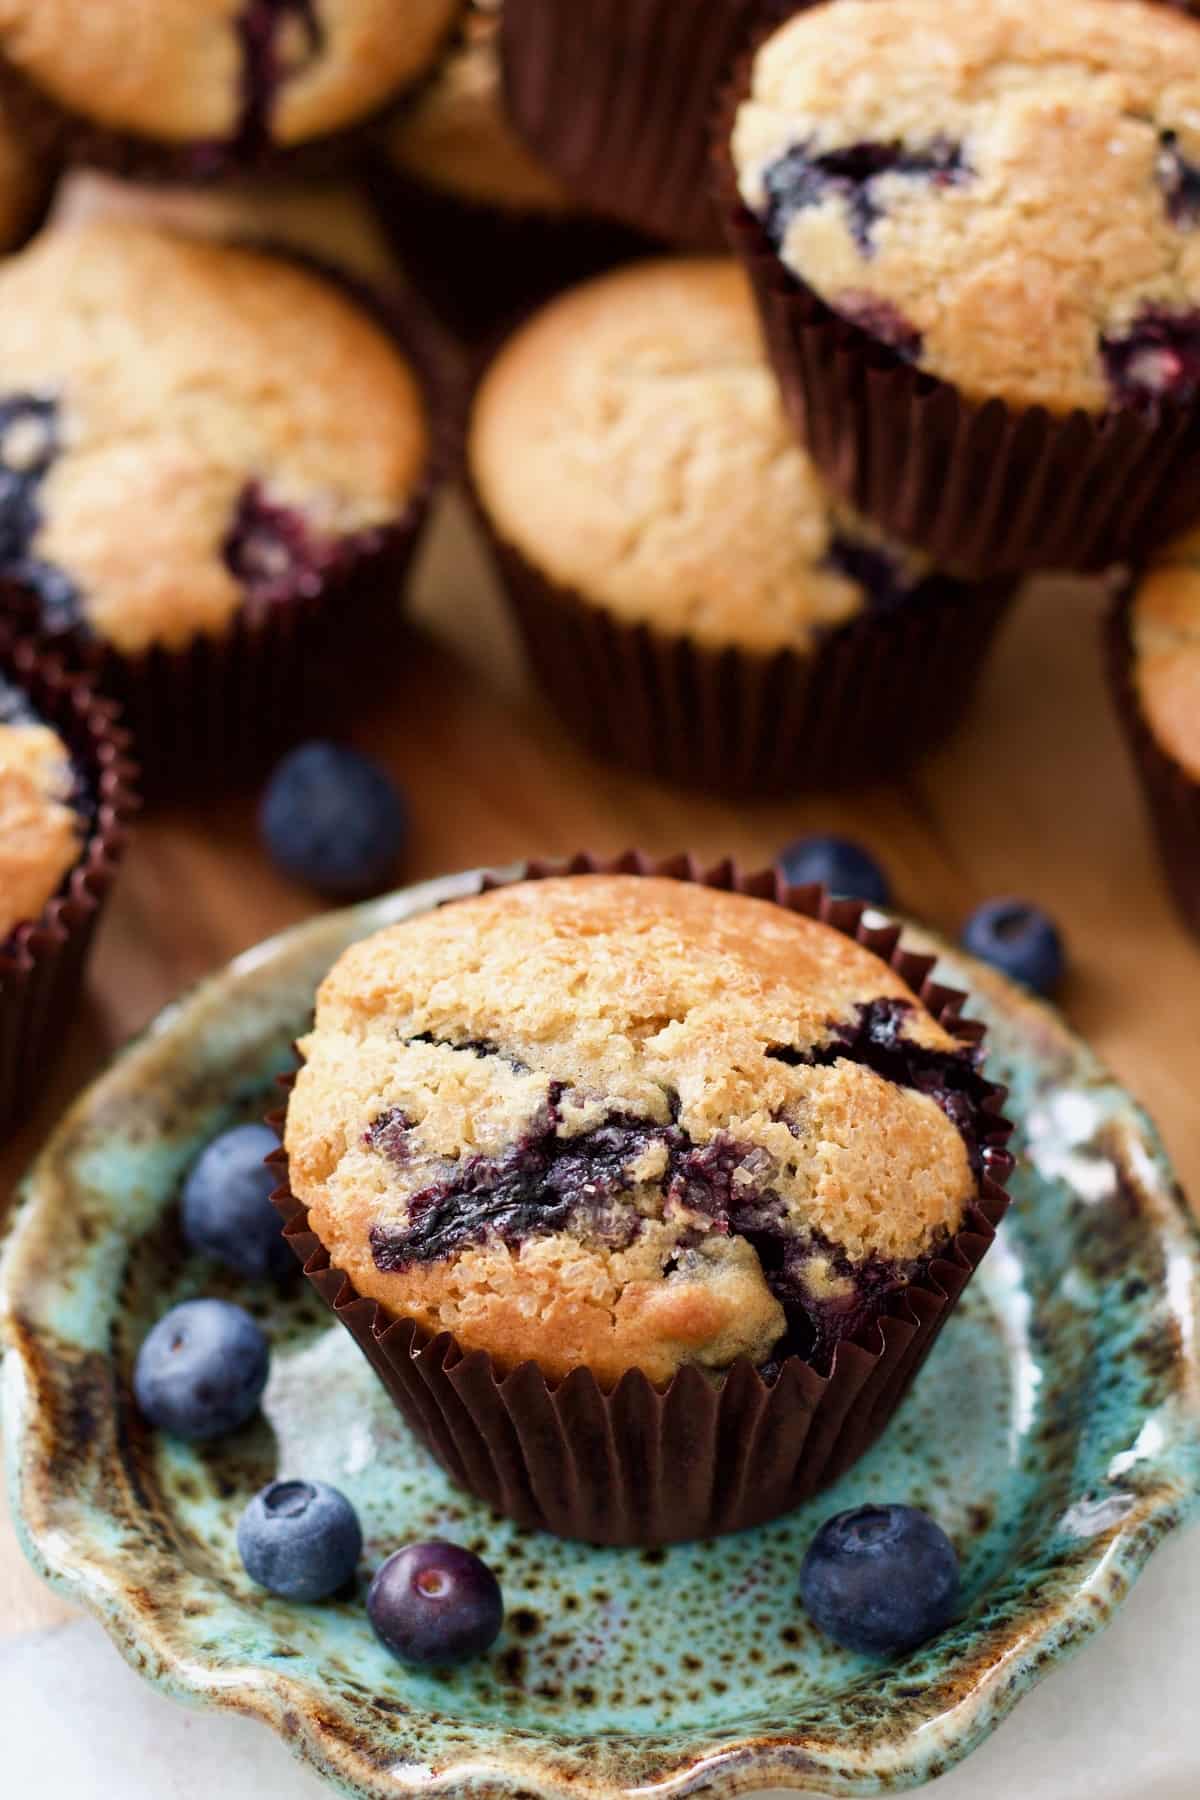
[1107, 586, 1200, 941]
[470, 491, 1018, 793]
[0, 624, 139, 1138]
[270, 851, 1014, 1546]
[499, 0, 784, 250]
[712, 50, 1200, 579]
[0, 264, 455, 799]
[365, 153, 655, 346]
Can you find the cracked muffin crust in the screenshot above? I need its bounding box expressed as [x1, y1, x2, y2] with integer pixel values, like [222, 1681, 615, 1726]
[285, 874, 996, 1386]
[0, 220, 430, 656]
[469, 258, 930, 655]
[0, 672, 83, 941]
[732, 0, 1200, 415]
[385, 3, 570, 213]
[1128, 527, 1200, 780]
[0, 0, 463, 170]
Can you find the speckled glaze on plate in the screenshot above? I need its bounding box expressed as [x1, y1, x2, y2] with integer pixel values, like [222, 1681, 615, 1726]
[4, 865, 1200, 1800]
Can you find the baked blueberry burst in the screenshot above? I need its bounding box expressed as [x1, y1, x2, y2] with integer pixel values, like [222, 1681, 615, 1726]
[0, 393, 80, 632]
[364, 996, 1001, 1377]
[762, 137, 970, 258]
[1102, 308, 1200, 407]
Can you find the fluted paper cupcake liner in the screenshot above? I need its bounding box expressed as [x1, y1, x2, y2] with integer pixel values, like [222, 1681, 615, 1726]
[366, 153, 654, 346]
[499, 0, 783, 249]
[0, 624, 138, 1138]
[471, 497, 1018, 793]
[0, 265, 455, 798]
[272, 851, 1014, 1546]
[713, 56, 1200, 578]
[1107, 587, 1200, 941]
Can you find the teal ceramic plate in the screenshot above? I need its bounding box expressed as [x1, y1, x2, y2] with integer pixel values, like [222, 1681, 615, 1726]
[5, 867, 1200, 1800]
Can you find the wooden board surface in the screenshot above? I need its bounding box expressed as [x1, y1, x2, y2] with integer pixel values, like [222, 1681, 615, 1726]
[3, 180, 1199, 1645]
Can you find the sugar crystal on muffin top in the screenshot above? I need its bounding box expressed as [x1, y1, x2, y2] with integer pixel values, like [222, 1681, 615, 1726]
[285, 877, 998, 1385]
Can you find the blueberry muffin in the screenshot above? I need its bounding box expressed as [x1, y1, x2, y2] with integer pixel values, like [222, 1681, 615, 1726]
[372, 3, 646, 341]
[285, 874, 1001, 1386]
[0, 0, 464, 179]
[0, 219, 436, 780]
[1110, 529, 1200, 939]
[0, 624, 136, 1136]
[722, 0, 1200, 573]
[0, 671, 83, 942]
[469, 258, 1015, 790]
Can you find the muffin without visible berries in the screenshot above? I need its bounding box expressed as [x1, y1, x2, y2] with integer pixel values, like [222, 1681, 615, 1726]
[468, 257, 1016, 791]
[0, 624, 136, 1137]
[721, 0, 1200, 573]
[279, 864, 1013, 1543]
[1110, 530, 1200, 940]
[373, 3, 648, 340]
[0, 219, 436, 783]
[0, 0, 465, 180]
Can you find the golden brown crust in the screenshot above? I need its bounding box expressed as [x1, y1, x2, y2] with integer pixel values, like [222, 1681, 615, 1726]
[0, 720, 81, 939]
[1131, 528, 1200, 780]
[469, 258, 921, 653]
[386, 6, 571, 212]
[732, 0, 1200, 414]
[286, 876, 978, 1385]
[0, 220, 429, 654]
[0, 0, 462, 147]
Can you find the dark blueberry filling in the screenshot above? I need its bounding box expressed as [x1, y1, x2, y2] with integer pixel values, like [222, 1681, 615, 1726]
[0, 393, 84, 633]
[364, 1108, 416, 1164]
[367, 1003, 996, 1374]
[1101, 307, 1200, 407]
[1157, 131, 1200, 230]
[823, 536, 915, 613]
[765, 998, 993, 1177]
[762, 137, 969, 258]
[370, 1087, 662, 1268]
[407, 1032, 530, 1075]
[223, 482, 374, 609]
[236, 0, 323, 154]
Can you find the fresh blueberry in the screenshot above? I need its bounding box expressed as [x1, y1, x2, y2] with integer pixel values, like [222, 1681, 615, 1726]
[237, 1479, 363, 1602]
[133, 1299, 269, 1441]
[260, 741, 407, 898]
[800, 1503, 960, 1657]
[367, 1541, 504, 1666]
[181, 1123, 293, 1282]
[777, 835, 891, 907]
[960, 899, 1064, 996]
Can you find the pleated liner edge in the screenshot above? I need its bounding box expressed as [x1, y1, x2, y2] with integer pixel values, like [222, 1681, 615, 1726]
[710, 17, 1200, 579]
